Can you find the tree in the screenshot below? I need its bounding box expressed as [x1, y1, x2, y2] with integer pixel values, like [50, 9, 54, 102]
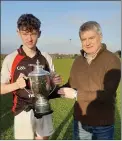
[115, 50, 121, 58]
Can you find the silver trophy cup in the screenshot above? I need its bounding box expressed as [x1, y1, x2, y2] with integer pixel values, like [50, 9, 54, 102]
[27, 60, 55, 118]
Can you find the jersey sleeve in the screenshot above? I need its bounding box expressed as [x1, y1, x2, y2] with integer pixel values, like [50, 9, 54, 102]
[41, 52, 55, 72]
[1, 56, 11, 84]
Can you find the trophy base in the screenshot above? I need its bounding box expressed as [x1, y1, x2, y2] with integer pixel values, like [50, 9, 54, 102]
[34, 110, 53, 119]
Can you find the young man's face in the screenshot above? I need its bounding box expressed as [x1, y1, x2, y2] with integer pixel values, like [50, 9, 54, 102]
[80, 30, 102, 55]
[18, 29, 40, 49]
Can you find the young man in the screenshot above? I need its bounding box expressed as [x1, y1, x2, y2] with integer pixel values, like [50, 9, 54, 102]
[58, 21, 121, 140]
[1, 14, 61, 140]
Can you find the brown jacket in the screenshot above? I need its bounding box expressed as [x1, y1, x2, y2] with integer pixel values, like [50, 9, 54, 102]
[68, 44, 121, 126]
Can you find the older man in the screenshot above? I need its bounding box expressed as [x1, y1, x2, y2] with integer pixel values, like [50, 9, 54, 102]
[58, 21, 121, 140]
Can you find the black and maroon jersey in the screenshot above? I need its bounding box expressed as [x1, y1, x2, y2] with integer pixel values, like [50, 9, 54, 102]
[1, 45, 53, 115]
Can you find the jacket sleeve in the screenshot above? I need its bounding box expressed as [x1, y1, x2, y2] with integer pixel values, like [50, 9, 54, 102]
[78, 57, 121, 102]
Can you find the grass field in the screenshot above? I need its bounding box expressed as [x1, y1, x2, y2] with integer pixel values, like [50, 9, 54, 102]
[0, 58, 121, 140]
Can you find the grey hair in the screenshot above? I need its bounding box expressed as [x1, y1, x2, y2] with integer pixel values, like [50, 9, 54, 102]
[79, 21, 102, 38]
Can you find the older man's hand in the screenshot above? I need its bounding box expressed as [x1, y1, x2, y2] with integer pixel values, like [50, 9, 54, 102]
[58, 87, 77, 99]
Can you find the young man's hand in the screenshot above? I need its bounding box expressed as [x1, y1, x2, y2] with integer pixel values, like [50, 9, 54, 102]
[16, 73, 27, 89]
[52, 74, 62, 85]
[58, 87, 77, 99]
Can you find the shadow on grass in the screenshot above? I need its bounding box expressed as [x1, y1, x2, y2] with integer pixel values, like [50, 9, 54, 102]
[50, 106, 74, 140]
[0, 93, 14, 139]
[62, 118, 73, 140]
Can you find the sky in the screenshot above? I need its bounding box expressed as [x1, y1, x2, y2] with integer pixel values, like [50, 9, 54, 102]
[1, 1, 121, 54]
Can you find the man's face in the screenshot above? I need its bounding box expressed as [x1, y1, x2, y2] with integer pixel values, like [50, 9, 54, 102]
[18, 29, 40, 49]
[80, 30, 102, 55]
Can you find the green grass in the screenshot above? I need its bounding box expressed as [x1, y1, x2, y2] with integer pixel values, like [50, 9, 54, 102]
[53, 58, 74, 83]
[114, 84, 121, 140]
[0, 58, 121, 140]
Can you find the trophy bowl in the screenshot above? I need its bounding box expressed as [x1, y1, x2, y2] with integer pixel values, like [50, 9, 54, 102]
[28, 60, 54, 118]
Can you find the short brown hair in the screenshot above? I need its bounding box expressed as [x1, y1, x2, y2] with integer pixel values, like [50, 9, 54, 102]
[17, 14, 41, 32]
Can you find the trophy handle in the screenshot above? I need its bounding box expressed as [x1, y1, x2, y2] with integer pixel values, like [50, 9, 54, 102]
[48, 71, 57, 96]
[48, 85, 56, 96]
[23, 88, 31, 94]
[23, 77, 35, 96]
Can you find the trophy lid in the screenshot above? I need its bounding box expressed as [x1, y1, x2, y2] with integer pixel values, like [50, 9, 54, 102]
[28, 60, 50, 77]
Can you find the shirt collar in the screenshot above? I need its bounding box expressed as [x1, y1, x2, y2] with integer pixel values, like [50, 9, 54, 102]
[17, 45, 41, 57]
